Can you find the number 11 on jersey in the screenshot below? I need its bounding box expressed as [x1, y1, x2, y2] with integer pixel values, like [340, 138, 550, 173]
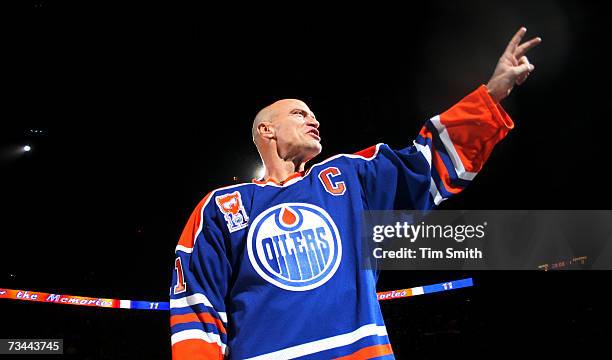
[173, 257, 187, 294]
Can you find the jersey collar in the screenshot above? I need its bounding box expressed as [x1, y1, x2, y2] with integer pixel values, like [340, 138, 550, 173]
[252, 171, 305, 186]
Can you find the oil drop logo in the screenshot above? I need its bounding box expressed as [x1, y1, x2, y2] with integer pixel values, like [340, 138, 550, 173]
[247, 203, 342, 291]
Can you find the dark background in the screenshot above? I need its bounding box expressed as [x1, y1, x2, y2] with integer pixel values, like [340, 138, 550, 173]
[1, 1, 609, 359]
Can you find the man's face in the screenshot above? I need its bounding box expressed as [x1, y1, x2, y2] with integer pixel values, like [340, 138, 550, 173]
[271, 99, 321, 163]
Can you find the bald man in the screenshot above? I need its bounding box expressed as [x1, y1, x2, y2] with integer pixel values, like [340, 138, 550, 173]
[170, 28, 540, 359]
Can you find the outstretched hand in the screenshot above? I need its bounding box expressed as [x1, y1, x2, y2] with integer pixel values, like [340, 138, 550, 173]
[486, 27, 541, 103]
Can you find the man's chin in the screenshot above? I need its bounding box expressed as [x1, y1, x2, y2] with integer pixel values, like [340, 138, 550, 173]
[312, 142, 323, 155]
[303, 143, 322, 162]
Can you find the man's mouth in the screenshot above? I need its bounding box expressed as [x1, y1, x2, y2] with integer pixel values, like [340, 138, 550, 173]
[306, 129, 320, 141]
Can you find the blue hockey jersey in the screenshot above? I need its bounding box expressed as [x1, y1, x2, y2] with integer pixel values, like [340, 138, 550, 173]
[169, 85, 514, 359]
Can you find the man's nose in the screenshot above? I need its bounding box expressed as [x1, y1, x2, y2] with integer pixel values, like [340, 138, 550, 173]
[306, 116, 319, 128]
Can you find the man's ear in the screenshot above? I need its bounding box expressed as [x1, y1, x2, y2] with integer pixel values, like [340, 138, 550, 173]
[257, 122, 275, 140]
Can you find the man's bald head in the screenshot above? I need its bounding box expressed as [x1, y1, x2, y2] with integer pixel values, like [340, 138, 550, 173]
[252, 99, 310, 145]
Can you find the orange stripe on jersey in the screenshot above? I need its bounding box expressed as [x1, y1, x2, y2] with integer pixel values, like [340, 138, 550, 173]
[418, 127, 434, 142]
[438, 85, 513, 174]
[431, 146, 464, 195]
[334, 344, 394, 360]
[420, 126, 465, 194]
[420, 124, 464, 193]
[177, 192, 212, 249]
[171, 313, 227, 334]
[353, 145, 378, 159]
[172, 339, 224, 360]
[252, 171, 305, 186]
